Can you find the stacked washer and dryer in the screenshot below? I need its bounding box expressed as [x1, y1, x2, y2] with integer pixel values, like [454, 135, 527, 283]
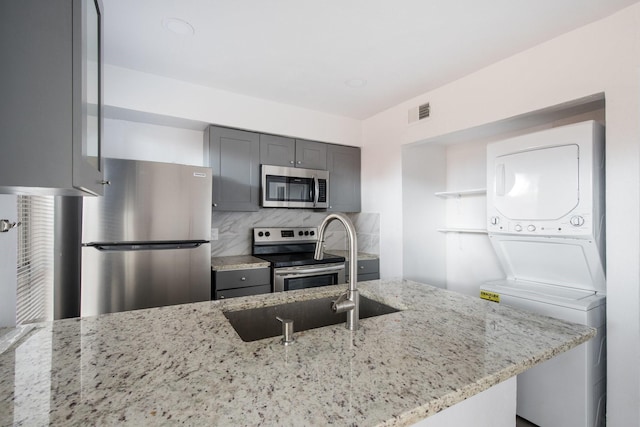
[481, 121, 607, 427]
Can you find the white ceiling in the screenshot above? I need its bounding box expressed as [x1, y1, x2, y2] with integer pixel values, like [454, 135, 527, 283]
[103, 0, 638, 120]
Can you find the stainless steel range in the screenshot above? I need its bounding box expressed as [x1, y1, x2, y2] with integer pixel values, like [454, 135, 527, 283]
[252, 227, 346, 292]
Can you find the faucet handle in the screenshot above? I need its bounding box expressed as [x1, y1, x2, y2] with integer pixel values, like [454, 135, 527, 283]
[331, 292, 356, 314]
[276, 316, 295, 345]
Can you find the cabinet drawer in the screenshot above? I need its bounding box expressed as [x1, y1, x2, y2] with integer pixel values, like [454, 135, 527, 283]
[216, 285, 271, 300]
[357, 259, 379, 276]
[346, 259, 379, 279]
[215, 267, 270, 290]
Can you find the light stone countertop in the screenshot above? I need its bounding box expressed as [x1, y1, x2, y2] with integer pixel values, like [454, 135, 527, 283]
[326, 250, 379, 261]
[0, 279, 595, 426]
[211, 254, 270, 271]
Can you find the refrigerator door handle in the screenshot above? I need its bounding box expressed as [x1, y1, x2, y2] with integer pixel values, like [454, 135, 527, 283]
[90, 242, 206, 251]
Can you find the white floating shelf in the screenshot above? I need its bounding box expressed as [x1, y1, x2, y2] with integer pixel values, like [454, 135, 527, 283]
[437, 228, 488, 234]
[434, 188, 487, 198]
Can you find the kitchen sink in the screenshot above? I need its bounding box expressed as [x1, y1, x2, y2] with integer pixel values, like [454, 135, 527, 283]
[224, 295, 400, 342]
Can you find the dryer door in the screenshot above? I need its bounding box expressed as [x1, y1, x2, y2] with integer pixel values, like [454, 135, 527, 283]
[494, 144, 579, 221]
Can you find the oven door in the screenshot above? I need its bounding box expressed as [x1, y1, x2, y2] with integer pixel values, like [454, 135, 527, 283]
[273, 263, 345, 292]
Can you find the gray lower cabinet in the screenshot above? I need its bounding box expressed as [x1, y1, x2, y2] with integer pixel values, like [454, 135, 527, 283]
[214, 267, 271, 300]
[0, 0, 104, 196]
[260, 135, 327, 170]
[345, 258, 380, 282]
[204, 126, 260, 211]
[327, 144, 361, 212]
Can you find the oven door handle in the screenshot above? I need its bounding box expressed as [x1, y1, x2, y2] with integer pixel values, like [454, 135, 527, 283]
[274, 264, 345, 276]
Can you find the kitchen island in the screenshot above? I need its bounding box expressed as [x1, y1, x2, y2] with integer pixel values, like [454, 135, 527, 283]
[0, 279, 595, 426]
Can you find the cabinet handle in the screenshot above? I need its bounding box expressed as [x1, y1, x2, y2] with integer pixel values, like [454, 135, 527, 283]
[297, 161, 302, 165]
[213, 203, 218, 207]
[100, 180, 111, 186]
[241, 277, 246, 281]
[359, 265, 364, 269]
[289, 160, 295, 164]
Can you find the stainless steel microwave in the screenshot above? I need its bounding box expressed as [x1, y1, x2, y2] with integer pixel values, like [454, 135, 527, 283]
[261, 165, 329, 208]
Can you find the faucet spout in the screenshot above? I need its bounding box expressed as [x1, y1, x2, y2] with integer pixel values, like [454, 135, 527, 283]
[315, 213, 359, 330]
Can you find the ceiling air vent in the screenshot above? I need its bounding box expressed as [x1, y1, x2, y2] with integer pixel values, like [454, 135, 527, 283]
[408, 102, 430, 124]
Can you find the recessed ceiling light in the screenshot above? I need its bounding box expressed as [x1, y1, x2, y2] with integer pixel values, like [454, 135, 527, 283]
[345, 78, 367, 88]
[162, 18, 195, 36]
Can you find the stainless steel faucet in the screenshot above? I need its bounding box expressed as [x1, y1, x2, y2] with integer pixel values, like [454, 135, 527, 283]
[314, 213, 359, 331]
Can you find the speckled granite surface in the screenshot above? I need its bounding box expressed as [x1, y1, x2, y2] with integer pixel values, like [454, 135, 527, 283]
[211, 255, 270, 271]
[326, 250, 379, 260]
[0, 280, 595, 426]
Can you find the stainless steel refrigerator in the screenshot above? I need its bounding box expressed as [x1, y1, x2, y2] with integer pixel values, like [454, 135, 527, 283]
[81, 158, 212, 317]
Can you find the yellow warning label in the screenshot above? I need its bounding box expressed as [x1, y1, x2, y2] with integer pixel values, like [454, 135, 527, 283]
[480, 290, 500, 303]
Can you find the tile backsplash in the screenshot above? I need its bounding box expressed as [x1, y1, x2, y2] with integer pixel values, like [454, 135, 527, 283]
[210, 209, 379, 257]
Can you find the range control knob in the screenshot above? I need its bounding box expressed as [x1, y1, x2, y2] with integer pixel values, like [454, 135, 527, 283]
[265, 231, 271, 237]
[490, 217, 500, 225]
[310, 230, 315, 236]
[570, 216, 585, 227]
[527, 225, 536, 232]
[299, 231, 304, 236]
[258, 231, 264, 237]
[304, 231, 309, 236]
[514, 224, 523, 232]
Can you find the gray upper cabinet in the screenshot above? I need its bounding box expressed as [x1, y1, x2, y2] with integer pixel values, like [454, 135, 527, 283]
[295, 139, 327, 170]
[259, 134, 296, 167]
[260, 135, 327, 170]
[327, 144, 361, 212]
[0, 0, 104, 196]
[204, 126, 260, 211]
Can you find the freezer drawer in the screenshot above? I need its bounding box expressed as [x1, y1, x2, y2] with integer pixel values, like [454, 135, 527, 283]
[81, 243, 211, 316]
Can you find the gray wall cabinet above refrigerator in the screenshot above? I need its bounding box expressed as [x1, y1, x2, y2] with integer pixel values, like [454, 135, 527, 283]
[0, 0, 105, 196]
[260, 134, 327, 170]
[204, 125, 361, 212]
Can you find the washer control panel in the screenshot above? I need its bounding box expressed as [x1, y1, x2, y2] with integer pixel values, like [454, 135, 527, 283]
[487, 214, 594, 236]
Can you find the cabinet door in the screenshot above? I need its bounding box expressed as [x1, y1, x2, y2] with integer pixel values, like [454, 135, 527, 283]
[327, 145, 361, 212]
[205, 126, 260, 211]
[73, 0, 104, 196]
[260, 134, 295, 167]
[0, 0, 103, 196]
[295, 139, 327, 170]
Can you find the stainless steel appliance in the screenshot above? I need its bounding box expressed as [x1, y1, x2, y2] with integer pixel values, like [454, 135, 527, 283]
[81, 158, 212, 316]
[252, 227, 345, 292]
[261, 165, 329, 208]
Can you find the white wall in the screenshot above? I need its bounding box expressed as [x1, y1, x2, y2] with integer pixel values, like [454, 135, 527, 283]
[362, 4, 640, 425]
[103, 118, 204, 165]
[104, 65, 362, 147]
[401, 143, 447, 287]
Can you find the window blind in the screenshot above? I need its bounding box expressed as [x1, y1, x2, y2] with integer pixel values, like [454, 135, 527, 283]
[16, 195, 54, 324]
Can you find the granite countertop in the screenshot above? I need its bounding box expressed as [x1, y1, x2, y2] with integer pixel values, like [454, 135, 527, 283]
[0, 280, 595, 426]
[211, 255, 270, 271]
[326, 250, 379, 261]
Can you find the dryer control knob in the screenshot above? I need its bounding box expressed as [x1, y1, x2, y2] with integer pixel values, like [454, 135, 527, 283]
[490, 216, 499, 225]
[527, 225, 536, 232]
[514, 224, 523, 232]
[570, 216, 585, 227]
